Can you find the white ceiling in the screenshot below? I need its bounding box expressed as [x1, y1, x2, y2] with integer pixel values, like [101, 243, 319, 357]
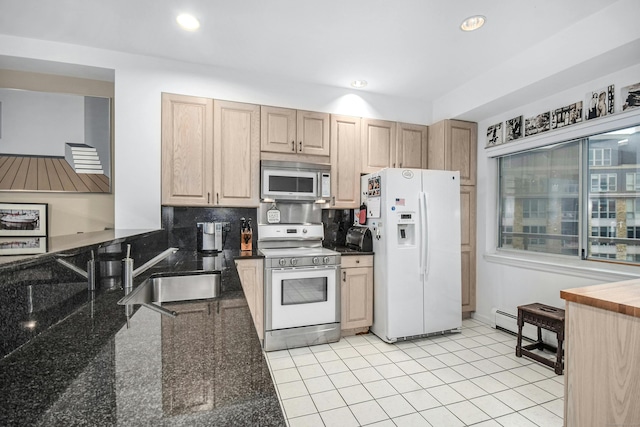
[0, 0, 636, 115]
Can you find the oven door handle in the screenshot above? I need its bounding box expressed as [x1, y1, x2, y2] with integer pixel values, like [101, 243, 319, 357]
[266, 265, 339, 273]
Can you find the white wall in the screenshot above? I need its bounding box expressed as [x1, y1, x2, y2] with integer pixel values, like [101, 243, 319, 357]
[84, 96, 111, 178]
[0, 88, 84, 156]
[474, 63, 640, 325]
[0, 34, 432, 231]
[433, 0, 640, 122]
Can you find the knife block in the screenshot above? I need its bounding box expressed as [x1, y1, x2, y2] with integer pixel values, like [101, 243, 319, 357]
[241, 229, 252, 251]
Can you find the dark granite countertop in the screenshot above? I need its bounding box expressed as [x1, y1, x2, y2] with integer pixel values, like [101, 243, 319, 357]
[0, 229, 161, 267]
[0, 248, 285, 427]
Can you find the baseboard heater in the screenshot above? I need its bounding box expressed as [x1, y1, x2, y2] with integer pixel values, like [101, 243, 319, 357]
[490, 307, 558, 347]
[491, 308, 537, 340]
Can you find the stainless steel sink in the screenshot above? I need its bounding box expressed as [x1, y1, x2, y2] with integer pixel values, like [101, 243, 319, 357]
[118, 272, 221, 311]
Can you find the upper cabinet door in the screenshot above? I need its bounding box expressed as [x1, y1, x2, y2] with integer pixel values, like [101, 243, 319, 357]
[330, 115, 361, 209]
[260, 106, 296, 154]
[427, 119, 477, 186]
[161, 93, 213, 206]
[448, 121, 477, 186]
[396, 123, 428, 169]
[361, 119, 396, 173]
[297, 110, 330, 157]
[214, 100, 260, 207]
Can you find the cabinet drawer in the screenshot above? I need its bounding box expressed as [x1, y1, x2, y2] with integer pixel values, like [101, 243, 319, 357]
[341, 255, 373, 269]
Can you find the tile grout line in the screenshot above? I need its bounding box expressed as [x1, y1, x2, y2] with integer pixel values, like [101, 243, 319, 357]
[269, 321, 563, 427]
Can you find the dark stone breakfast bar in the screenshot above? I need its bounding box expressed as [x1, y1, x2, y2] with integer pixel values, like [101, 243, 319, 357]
[0, 229, 285, 426]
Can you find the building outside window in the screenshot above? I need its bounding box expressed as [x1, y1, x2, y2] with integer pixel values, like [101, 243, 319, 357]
[591, 198, 616, 219]
[589, 147, 612, 166]
[626, 172, 640, 191]
[590, 173, 617, 192]
[499, 125, 640, 264]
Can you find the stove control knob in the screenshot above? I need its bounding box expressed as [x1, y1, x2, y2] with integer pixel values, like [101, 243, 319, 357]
[302, 228, 308, 234]
[291, 258, 298, 266]
[312, 257, 320, 265]
[323, 256, 330, 264]
[279, 258, 287, 267]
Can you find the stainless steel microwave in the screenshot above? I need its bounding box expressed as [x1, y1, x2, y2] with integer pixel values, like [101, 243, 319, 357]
[261, 160, 331, 202]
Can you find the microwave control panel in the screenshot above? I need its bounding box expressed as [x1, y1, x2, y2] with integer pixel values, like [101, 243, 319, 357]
[321, 173, 331, 198]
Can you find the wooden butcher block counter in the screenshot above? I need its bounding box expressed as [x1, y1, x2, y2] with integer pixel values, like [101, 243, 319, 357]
[561, 279, 640, 427]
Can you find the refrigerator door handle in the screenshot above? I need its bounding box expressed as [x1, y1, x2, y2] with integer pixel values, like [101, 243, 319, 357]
[420, 191, 430, 280]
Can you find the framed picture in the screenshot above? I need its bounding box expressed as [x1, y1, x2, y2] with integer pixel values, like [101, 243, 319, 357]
[621, 82, 640, 111]
[0, 236, 47, 255]
[486, 122, 504, 147]
[551, 101, 583, 129]
[0, 203, 48, 237]
[525, 112, 550, 137]
[505, 116, 523, 142]
[585, 85, 614, 120]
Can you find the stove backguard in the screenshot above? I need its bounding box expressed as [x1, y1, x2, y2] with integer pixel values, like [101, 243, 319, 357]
[258, 202, 322, 225]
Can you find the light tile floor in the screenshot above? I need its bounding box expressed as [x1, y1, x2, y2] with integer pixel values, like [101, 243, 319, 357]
[265, 318, 564, 427]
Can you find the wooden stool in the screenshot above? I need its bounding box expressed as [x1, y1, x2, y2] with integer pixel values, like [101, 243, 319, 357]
[515, 303, 565, 375]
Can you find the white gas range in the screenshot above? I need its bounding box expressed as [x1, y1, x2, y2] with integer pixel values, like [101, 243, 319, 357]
[258, 223, 341, 352]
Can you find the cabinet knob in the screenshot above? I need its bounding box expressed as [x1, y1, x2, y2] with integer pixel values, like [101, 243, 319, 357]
[343, 271, 346, 282]
[291, 141, 295, 152]
[299, 141, 302, 152]
[216, 193, 219, 204]
[207, 192, 210, 204]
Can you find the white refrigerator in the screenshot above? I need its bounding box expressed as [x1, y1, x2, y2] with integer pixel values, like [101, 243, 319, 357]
[361, 168, 462, 343]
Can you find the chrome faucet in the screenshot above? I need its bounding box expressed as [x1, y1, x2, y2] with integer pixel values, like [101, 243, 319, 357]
[122, 244, 134, 293]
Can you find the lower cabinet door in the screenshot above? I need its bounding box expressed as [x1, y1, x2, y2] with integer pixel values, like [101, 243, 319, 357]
[341, 266, 373, 330]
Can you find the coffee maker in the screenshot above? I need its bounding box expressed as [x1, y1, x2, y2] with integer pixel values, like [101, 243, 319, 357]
[197, 222, 224, 253]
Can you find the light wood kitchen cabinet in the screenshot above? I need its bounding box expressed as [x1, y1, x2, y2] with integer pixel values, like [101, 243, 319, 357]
[161, 301, 215, 415]
[360, 120, 427, 172]
[161, 93, 214, 206]
[260, 106, 330, 158]
[396, 122, 428, 169]
[427, 119, 477, 314]
[361, 118, 397, 173]
[235, 258, 264, 340]
[427, 119, 477, 186]
[330, 114, 362, 209]
[341, 255, 374, 331]
[213, 100, 260, 207]
[460, 185, 476, 314]
[162, 94, 260, 207]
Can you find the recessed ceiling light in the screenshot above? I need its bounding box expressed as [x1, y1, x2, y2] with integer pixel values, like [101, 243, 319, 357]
[176, 14, 200, 31]
[460, 15, 485, 32]
[350, 80, 368, 89]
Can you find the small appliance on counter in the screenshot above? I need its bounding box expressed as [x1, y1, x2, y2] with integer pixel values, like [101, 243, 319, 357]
[345, 226, 373, 252]
[197, 222, 224, 253]
[240, 217, 253, 252]
[322, 209, 354, 247]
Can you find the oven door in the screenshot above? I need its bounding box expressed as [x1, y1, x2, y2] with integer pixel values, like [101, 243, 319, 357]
[267, 266, 339, 330]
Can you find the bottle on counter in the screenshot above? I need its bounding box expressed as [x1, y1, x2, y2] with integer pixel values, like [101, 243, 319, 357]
[241, 217, 253, 252]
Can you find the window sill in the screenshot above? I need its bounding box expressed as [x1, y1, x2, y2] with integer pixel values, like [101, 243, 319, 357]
[483, 250, 640, 282]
